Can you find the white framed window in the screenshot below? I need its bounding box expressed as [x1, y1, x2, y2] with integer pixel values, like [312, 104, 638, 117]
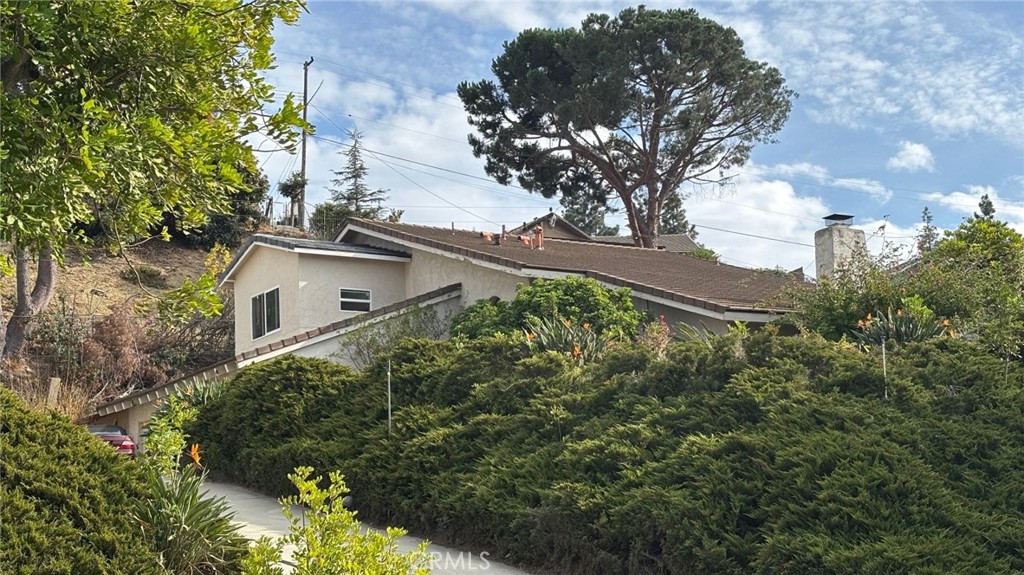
[339, 288, 371, 312]
[251, 287, 280, 340]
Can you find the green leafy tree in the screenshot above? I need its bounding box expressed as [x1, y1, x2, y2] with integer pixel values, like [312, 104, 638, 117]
[0, 0, 307, 362]
[308, 202, 354, 241]
[918, 216, 1024, 364]
[458, 6, 793, 248]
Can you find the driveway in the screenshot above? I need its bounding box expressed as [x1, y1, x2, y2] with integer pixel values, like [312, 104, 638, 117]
[204, 481, 535, 574]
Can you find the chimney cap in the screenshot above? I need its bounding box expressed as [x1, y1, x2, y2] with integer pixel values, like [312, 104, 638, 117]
[823, 213, 854, 226]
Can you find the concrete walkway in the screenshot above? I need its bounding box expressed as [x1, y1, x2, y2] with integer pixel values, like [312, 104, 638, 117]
[204, 481, 534, 574]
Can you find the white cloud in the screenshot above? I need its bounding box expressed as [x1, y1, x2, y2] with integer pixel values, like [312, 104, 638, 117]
[922, 186, 1024, 233]
[753, 163, 893, 204]
[886, 141, 935, 172]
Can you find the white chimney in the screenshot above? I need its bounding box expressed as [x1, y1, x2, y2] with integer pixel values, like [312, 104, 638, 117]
[815, 214, 866, 279]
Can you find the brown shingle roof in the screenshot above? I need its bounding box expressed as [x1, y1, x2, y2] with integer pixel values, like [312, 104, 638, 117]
[343, 219, 796, 313]
[588, 233, 700, 253]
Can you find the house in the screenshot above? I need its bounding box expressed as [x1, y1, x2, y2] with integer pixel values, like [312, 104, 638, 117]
[510, 211, 701, 253]
[88, 214, 814, 443]
[220, 217, 796, 357]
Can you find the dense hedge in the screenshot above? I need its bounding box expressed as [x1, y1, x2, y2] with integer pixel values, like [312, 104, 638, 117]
[191, 333, 1024, 574]
[0, 388, 163, 574]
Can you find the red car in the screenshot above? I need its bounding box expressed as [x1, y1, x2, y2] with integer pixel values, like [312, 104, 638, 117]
[87, 425, 137, 458]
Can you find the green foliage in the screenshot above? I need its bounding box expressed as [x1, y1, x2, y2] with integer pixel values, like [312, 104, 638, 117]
[189, 330, 1024, 575]
[789, 215, 1024, 365]
[449, 298, 509, 339]
[327, 129, 393, 220]
[0, 388, 163, 574]
[181, 166, 270, 250]
[135, 464, 248, 575]
[852, 303, 949, 345]
[185, 355, 358, 492]
[560, 190, 620, 236]
[308, 201, 353, 241]
[458, 5, 792, 247]
[451, 277, 644, 340]
[242, 467, 430, 575]
[1, 0, 307, 352]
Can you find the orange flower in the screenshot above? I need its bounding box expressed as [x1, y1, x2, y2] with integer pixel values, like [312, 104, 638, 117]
[583, 322, 591, 330]
[562, 319, 572, 328]
[189, 443, 202, 466]
[527, 332, 536, 341]
[942, 319, 951, 327]
[572, 344, 581, 358]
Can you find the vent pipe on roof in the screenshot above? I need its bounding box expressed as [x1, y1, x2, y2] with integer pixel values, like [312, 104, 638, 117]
[534, 225, 544, 250]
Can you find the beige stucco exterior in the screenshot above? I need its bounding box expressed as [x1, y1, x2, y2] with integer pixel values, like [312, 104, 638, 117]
[230, 245, 299, 354]
[405, 249, 524, 306]
[296, 254, 407, 331]
[229, 244, 409, 355]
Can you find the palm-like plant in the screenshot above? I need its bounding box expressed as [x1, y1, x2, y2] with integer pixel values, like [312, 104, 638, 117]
[134, 463, 248, 575]
[525, 316, 615, 364]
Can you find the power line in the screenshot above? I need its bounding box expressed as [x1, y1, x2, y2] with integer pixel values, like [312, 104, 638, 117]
[362, 148, 500, 227]
[275, 51, 467, 107]
[692, 224, 814, 248]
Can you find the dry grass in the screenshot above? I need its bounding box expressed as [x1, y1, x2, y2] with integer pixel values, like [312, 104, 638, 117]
[1, 239, 211, 316]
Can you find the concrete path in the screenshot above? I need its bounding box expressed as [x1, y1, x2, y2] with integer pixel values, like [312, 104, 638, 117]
[204, 481, 534, 574]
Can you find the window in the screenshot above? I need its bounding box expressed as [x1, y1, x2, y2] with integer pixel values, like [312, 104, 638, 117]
[339, 288, 371, 312]
[251, 287, 280, 339]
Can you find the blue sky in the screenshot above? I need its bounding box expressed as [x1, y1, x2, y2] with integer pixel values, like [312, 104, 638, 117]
[254, 0, 1024, 274]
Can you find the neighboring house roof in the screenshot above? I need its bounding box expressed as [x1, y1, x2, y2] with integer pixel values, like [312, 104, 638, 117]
[340, 218, 797, 314]
[509, 212, 699, 252]
[90, 283, 463, 418]
[509, 212, 592, 240]
[588, 233, 700, 253]
[220, 233, 410, 284]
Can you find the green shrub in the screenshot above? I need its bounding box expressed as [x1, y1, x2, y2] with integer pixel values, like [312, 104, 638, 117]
[188, 355, 358, 490]
[243, 467, 430, 575]
[450, 276, 645, 339]
[190, 334, 1024, 575]
[0, 388, 163, 574]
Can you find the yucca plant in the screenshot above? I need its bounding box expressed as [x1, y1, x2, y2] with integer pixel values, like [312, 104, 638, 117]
[135, 463, 248, 575]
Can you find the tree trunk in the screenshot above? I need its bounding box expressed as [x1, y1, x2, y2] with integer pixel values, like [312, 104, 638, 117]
[2, 244, 57, 359]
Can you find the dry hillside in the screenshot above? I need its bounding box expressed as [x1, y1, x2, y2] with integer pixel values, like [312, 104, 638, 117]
[1, 240, 212, 316]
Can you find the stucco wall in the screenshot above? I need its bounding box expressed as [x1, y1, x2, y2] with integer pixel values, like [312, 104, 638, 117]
[632, 297, 732, 334]
[297, 254, 407, 331]
[231, 246, 299, 355]
[405, 249, 525, 307]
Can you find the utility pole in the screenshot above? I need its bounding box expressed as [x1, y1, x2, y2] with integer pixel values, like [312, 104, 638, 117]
[300, 56, 314, 229]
